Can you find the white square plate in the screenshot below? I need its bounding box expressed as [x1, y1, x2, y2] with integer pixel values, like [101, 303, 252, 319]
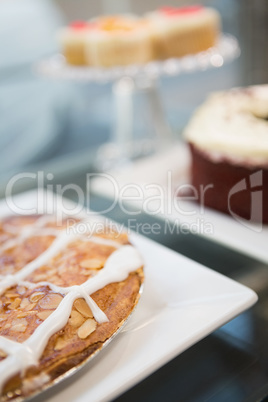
[0, 190, 258, 402]
[91, 144, 268, 264]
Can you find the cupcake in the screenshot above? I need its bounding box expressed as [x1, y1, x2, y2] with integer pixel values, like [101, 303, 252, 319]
[184, 85, 268, 224]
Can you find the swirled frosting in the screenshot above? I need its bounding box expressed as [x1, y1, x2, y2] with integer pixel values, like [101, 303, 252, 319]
[184, 85, 268, 166]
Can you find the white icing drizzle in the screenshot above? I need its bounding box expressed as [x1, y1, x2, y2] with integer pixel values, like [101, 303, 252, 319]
[0, 233, 120, 296]
[0, 214, 61, 254]
[0, 231, 76, 295]
[0, 229, 60, 254]
[17, 281, 108, 323]
[0, 215, 143, 394]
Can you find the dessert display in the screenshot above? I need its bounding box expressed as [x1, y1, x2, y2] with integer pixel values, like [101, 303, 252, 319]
[184, 85, 268, 223]
[58, 21, 96, 65]
[86, 15, 153, 67]
[146, 5, 221, 59]
[58, 5, 222, 67]
[0, 214, 144, 400]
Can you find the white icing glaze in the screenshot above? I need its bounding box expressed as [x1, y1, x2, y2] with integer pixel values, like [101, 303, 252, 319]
[0, 227, 121, 295]
[0, 215, 143, 394]
[0, 231, 76, 295]
[184, 85, 268, 165]
[0, 229, 60, 254]
[0, 214, 61, 254]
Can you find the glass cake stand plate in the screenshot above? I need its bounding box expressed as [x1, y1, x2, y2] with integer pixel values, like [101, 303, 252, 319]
[0, 189, 257, 402]
[37, 34, 239, 82]
[36, 35, 240, 170]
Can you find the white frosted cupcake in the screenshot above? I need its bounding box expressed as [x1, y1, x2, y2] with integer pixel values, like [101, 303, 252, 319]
[184, 85, 268, 223]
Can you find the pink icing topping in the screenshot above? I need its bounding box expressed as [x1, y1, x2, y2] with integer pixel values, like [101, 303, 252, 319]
[69, 21, 97, 30]
[159, 5, 203, 16]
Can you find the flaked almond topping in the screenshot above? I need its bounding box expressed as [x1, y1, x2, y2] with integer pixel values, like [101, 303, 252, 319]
[74, 299, 93, 318]
[11, 318, 27, 332]
[37, 310, 53, 321]
[58, 264, 68, 274]
[20, 298, 30, 309]
[29, 292, 45, 303]
[17, 310, 37, 318]
[12, 324, 27, 332]
[80, 258, 104, 270]
[17, 312, 28, 318]
[17, 286, 26, 295]
[4, 323, 11, 329]
[8, 298, 21, 310]
[49, 276, 63, 285]
[54, 336, 70, 351]
[33, 274, 48, 282]
[24, 303, 36, 311]
[68, 310, 85, 327]
[77, 318, 96, 339]
[39, 293, 63, 310]
[80, 269, 95, 277]
[5, 293, 19, 299]
[47, 268, 57, 276]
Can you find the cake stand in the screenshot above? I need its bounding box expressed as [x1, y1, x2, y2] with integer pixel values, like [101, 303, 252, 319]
[37, 34, 240, 171]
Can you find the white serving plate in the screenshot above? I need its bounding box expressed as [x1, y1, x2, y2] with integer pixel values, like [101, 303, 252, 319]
[91, 144, 268, 264]
[0, 190, 258, 402]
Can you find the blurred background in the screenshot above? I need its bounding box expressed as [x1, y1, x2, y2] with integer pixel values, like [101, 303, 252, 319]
[0, 0, 268, 197]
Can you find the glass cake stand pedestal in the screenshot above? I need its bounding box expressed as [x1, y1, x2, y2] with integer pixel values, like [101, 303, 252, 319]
[37, 34, 240, 171]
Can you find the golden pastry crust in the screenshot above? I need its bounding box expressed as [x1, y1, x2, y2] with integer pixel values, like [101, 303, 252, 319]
[0, 215, 144, 400]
